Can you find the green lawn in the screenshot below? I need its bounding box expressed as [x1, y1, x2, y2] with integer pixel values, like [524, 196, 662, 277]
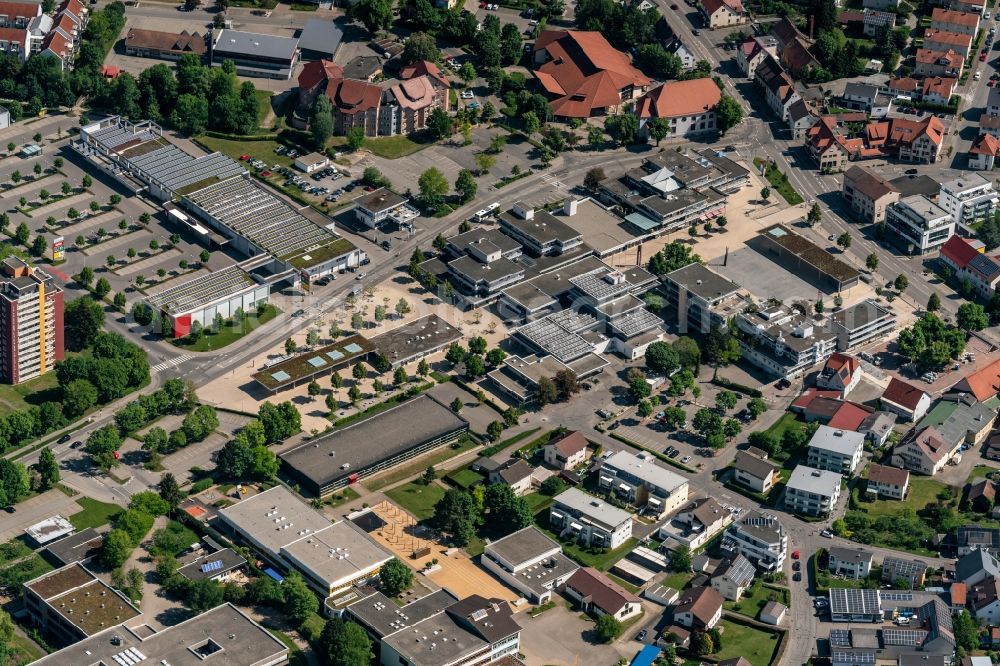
[445, 468, 484, 489]
[68, 496, 123, 530]
[859, 476, 946, 518]
[524, 491, 553, 514]
[0, 369, 60, 416]
[725, 583, 790, 620]
[968, 464, 1000, 484]
[197, 136, 291, 169]
[172, 305, 280, 351]
[661, 571, 694, 590]
[362, 134, 434, 159]
[265, 628, 308, 666]
[324, 486, 361, 508]
[9, 631, 44, 662]
[714, 619, 782, 666]
[256, 89, 273, 127]
[754, 158, 804, 205]
[762, 412, 803, 443]
[0, 553, 53, 589]
[386, 482, 447, 521]
[364, 436, 479, 491]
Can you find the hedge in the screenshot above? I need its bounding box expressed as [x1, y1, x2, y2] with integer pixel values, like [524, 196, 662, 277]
[711, 376, 763, 398]
[202, 131, 279, 141]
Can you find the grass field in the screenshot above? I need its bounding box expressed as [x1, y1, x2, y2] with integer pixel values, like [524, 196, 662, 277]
[69, 496, 123, 530]
[754, 158, 804, 205]
[714, 619, 781, 666]
[860, 476, 945, 518]
[0, 370, 59, 416]
[255, 90, 273, 127]
[386, 482, 447, 521]
[172, 305, 280, 351]
[725, 584, 790, 620]
[10, 631, 44, 662]
[968, 464, 1000, 483]
[362, 134, 434, 159]
[661, 571, 694, 590]
[364, 437, 479, 491]
[524, 491, 553, 514]
[446, 468, 483, 489]
[762, 412, 803, 443]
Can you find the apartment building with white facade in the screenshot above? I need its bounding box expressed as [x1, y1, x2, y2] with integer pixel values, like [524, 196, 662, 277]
[784, 465, 843, 516]
[884, 194, 956, 254]
[938, 173, 998, 226]
[549, 488, 633, 549]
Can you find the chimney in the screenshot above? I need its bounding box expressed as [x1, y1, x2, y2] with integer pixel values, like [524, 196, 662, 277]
[564, 199, 578, 216]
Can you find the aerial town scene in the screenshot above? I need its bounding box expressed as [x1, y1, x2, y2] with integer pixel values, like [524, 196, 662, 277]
[9, 0, 1000, 663]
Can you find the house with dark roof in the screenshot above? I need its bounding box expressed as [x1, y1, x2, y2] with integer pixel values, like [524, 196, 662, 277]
[958, 526, 1000, 555]
[543, 430, 590, 470]
[488, 458, 534, 496]
[755, 56, 800, 121]
[970, 576, 1000, 622]
[882, 556, 927, 587]
[736, 36, 777, 78]
[635, 78, 721, 139]
[842, 166, 900, 223]
[710, 554, 755, 600]
[828, 546, 873, 579]
[733, 449, 781, 494]
[674, 585, 724, 630]
[881, 377, 931, 422]
[956, 548, 1000, 585]
[563, 567, 642, 620]
[866, 464, 909, 500]
[531, 30, 650, 118]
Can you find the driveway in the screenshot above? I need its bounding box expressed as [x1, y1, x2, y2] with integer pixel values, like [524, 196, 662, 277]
[516, 602, 629, 666]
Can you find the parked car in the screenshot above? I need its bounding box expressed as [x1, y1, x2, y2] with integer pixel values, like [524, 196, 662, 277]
[71, 441, 83, 449]
[58, 434, 71, 444]
[793, 571, 801, 581]
[820, 529, 833, 538]
[636, 630, 648, 642]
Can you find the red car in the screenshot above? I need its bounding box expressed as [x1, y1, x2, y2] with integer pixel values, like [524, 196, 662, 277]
[365, 185, 375, 191]
[239, 154, 250, 161]
[792, 550, 800, 560]
[260, 170, 272, 177]
[982, 53, 988, 61]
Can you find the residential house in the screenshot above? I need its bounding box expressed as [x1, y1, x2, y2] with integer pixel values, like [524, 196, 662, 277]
[951, 583, 968, 612]
[489, 458, 534, 496]
[721, 510, 788, 571]
[866, 464, 910, 500]
[951, 357, 1000, 403]
[543, 430, 589, 470]
[732, 450, 781, 494]
[917, 395, 995, 452]
[939, 235, 1000, 299]
[737, 36, 777, 78]
[297, 60, 384, 136]
[923, 28, 974, 57]
[892, 426, 953, 475]
[969, 478, 997, 512]
[938, 172, 998, 225]
[914, 48, 964, 78]
[969, 133, 1000, 171]
[841, 165, 900, 224]
[859, 412, 897, 448]
[957, 526, 1000, 555]
[563, 567, 642, 620]
[700, 0, 745, 28]
[599, 451, 690, 518]
[665, 36, 697, 69]
[710, 555, 756, 601]
[549, 487, 632, 549]
[884, 194, 955, 255]
[661, 497, 732, 549]
[788, 99, 818, 139]
[532, 30, 650, 118]
[123, 28, 207, 61]
[816, 353, 863, 398]
[755, 56, 800, 122]
[970, 576, 1000, 622]
[481, 527, 579, 603]
[931, 7, 980, 35]
[674, 586, 725, 630]
[863, 8, 896, 37]
[784, 465, 842, 516]
[881, 377, 932, 422]
[399, 59, 450, 90]
[735, 304, 838, 380]
[980, 113, 1000, 138]
[828, 547, 874, 579]
[635, 78, 720, 139]
[882, 556, 928, 587]
[922, 76, 958, 105]
[955, 548, 1000, 585]
[843, 82, 894, 118]
[806, 425, 865, 475]
[953, 0, 987, 16]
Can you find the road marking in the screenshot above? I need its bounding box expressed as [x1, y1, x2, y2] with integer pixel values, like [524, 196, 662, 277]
[541, 173, 567, 191]
[150, 354, 194, 373]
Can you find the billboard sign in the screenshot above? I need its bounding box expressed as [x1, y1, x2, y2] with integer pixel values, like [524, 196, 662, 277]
[52, 236, 64, 262]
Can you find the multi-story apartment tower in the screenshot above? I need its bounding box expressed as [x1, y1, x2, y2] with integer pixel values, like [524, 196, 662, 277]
[0, 257, 63, 385]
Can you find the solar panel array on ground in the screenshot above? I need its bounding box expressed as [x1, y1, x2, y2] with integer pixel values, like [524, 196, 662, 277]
[185, 177, 343, 264]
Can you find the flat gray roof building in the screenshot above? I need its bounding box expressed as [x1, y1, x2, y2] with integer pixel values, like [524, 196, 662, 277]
[346, 589, 457, 640]
[218, 485, 393, 595]
[31, 603, 287, 666]
[279, 394, 468, 495]
[297, 18, 342, 58]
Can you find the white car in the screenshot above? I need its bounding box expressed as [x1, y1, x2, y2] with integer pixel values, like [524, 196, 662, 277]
[461, 90, 475, 99]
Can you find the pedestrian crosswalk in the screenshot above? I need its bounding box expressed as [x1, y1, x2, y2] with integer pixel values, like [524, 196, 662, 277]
[150, 354, 194, 374]
[541, 173, 567, 191]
